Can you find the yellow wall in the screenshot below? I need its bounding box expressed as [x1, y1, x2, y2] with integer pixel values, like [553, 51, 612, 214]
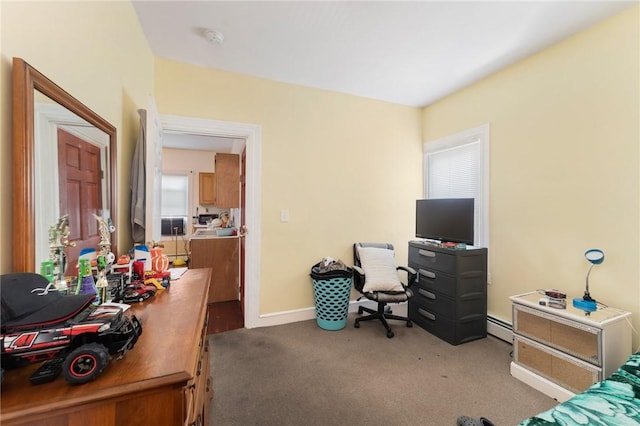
[422, 6, 640, 343]
[0, 1, 154, 273]
[154, 58, 423, 313]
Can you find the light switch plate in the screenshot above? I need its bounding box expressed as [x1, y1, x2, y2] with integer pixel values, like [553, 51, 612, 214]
[280, 209, 289, 223]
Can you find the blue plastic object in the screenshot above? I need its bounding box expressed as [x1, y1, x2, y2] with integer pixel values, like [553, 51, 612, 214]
[572, 297, 597, 312]
[310, 271, 352, 331]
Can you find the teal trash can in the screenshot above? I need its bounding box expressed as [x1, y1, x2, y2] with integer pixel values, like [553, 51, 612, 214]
[310, 263, 353, 331]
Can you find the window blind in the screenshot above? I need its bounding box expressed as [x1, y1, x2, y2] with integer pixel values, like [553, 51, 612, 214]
[161, 174, 188, 217]
[426, 140, 480, 199]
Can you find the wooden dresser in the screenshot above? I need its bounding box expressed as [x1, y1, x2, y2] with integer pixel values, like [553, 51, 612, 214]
[1, 268, 213, 426]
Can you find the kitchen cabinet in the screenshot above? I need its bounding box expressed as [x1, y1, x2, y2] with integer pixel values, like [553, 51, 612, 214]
[0, 268, 214, 426]
[191, 236, 240, 303]
[214, 153, 239, 208]
[199, 172, 216, 205]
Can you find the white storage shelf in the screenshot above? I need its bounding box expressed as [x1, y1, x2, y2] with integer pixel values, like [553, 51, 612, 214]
[510, 291, 631, 402]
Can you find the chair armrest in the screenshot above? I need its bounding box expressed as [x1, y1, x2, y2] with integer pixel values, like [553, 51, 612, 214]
[353, 265, 365, 293]
[397, 265, 416, 275]
[396, 266, 417, 287]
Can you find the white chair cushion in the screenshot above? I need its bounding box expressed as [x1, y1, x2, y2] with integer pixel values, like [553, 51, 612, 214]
[357, 246, 404, 292]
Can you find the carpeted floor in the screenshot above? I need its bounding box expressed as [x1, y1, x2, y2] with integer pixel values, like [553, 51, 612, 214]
[209, 315, 557, 426]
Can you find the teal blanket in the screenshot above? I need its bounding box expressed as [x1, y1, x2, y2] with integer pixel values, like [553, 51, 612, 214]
[520, 353, 640, 426]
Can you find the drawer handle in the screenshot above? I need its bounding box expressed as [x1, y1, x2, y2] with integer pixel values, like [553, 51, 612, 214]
[419, 269, 436, 279]
[418, 308, 436, 321]
[418, 288, 436, 300]
[197, 360, 202, 376]
[418, 249, 436, 258]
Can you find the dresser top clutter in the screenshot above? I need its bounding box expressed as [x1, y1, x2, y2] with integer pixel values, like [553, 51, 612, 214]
[0, 268, 212, 426]
[510, 291, 632, 326]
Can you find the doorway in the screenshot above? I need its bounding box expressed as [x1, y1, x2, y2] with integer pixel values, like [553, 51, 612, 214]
[159, 115, 262, 330]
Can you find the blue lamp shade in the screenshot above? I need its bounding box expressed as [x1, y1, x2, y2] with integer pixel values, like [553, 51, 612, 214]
[585, 248, 604, 265]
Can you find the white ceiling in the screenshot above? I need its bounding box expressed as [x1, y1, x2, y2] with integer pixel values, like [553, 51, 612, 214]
[132, 0, 634, 109]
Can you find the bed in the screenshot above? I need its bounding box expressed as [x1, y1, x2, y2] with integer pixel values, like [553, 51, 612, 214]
[519, 352, 640, 425]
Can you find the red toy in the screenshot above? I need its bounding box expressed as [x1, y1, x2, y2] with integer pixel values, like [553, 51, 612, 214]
[1, 273, 142, 385]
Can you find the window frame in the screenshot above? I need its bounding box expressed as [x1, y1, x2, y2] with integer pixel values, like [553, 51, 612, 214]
[423, 123, 490, 248]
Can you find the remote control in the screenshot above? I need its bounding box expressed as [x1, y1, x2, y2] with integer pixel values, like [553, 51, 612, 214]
[29, 358, 64, 385]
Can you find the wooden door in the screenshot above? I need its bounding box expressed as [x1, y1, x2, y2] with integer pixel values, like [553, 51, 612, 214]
[58, 128, 102, 273]
[144, 99, 164, 245]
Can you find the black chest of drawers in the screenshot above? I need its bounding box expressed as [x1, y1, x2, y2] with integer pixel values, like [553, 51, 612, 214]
[408, 241, 488, 345]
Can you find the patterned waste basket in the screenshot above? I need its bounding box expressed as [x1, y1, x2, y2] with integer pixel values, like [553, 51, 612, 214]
[310, 264, 353, 331]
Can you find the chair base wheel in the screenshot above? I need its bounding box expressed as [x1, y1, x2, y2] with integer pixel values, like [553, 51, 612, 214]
[386, 330, 394, 338]
[354, 322, 360, 328]
[407, 321, 413, 327]
[357, 306, 364, 314]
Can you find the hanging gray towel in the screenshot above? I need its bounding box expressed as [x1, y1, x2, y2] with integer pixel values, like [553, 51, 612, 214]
[130, 109, 146, 243]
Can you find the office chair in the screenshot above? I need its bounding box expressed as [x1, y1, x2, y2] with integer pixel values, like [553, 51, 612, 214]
[353, 243, 417, 338]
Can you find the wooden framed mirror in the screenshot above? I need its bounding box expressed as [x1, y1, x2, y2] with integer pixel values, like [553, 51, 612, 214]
[12, 57, 117, 273]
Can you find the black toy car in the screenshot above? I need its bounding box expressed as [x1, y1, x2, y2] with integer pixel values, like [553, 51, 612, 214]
[1, 272, 142, 385]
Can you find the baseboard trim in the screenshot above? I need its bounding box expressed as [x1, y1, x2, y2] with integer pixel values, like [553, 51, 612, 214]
[487, 315, 513, 343]
[254, 303, 502, 338]
[253, 300, 408, 328]
[256, 307, 316, 328]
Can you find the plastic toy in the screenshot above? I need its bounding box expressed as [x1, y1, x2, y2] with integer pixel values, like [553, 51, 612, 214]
[121, 281, 156, 303]
[144, 270, 171, 289]
[76, 258, 99, 305]
[1, 273, 142, 385]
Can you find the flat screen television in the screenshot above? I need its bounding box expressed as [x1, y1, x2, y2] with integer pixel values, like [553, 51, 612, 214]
[415, 198, 474, 245]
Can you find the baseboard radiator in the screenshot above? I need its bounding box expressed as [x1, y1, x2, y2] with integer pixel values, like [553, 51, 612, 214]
[487, 315, 513, 343]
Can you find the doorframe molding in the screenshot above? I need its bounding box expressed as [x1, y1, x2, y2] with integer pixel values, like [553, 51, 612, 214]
[160, 114, 262, 328]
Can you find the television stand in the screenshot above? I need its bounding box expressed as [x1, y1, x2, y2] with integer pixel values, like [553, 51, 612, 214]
[407, 241, 488, 345]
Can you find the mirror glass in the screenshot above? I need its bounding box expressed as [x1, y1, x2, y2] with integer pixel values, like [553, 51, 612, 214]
[33, 90, 113, 270]
[12, 58, 117, 273]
